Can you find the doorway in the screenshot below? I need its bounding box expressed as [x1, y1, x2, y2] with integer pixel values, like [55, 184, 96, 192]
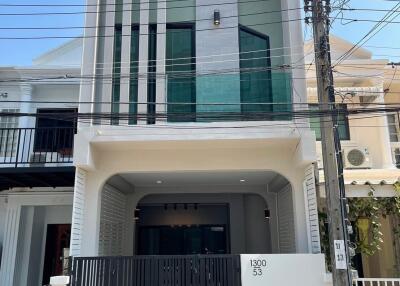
[42, 224, 71, 285]
[138, 225, 227, 255]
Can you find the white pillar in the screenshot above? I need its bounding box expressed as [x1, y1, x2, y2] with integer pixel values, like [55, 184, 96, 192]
[100, 0, 116, 123]
[137, 0, 150, 124]
[18, 84, 33, 165]
[155, 0, 167, 121]
[0, 203, 21, 286]
[79, 0, 99, 127]
[70, 168, 87, 256]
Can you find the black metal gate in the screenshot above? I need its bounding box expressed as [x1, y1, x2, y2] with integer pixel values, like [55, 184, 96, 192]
[70, 255, 241, 286]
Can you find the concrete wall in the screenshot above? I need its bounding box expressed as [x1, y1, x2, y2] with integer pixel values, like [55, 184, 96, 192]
[0, 191, 73, 286]
[15, 205, 73, 286]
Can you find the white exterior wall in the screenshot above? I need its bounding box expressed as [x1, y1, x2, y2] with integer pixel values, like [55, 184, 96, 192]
[0, 191, 73, 286]
[276, 184, 296, 252]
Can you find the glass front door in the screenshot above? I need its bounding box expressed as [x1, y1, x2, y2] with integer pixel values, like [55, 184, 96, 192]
[138, 225, 227, 255]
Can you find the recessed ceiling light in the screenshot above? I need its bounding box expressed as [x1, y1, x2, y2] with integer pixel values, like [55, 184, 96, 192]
[156, 180, 162, 184]
[240, 179, 246, 182]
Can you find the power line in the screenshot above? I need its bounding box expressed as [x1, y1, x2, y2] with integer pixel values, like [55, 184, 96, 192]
[334, 2, 400, 66]
[0, 18, 304, 40]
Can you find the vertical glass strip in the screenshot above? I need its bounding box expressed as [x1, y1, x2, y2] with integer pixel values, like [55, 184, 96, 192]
[129, 26, 140, 125]
[147, 24, 157, 124]
[111, 25, 122, 125]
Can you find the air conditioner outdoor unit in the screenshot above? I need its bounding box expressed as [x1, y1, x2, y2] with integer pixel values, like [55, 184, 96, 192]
[343, 147, 372, 169]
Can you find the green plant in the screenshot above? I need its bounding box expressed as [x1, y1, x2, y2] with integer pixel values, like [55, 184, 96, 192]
[319, 183, 400, 259]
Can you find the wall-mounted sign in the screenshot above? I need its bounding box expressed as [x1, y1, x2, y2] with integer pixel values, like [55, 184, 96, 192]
[241, 254, 326, 286]
[334, 240, 348, 269]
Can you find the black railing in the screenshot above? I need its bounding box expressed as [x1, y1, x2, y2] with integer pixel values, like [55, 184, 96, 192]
[0, 127, 75, 167]
[69, 255, 241, 286]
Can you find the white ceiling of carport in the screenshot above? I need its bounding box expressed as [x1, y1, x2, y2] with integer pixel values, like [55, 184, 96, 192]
[119, 170, 280, 187]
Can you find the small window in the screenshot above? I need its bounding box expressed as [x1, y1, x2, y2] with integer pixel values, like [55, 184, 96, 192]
[309, 104, 350, 141]
[387, 113, 400, 142]
[0, 109, 19, 157]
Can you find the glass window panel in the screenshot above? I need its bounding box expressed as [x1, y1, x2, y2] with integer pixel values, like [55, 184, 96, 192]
[129, 27, 140, 125]
[0, 109, 19, 157]
[239, 27, 272, 115]
[111, 26, 122, 124]
[166, 26, 195, 122]
[309, 104, 349, 141]
[387, 114, 399, 142]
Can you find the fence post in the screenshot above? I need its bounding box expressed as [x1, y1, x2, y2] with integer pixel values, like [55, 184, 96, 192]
[14, 129, 21, 168]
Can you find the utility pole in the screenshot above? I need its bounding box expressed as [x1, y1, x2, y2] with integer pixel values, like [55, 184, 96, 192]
[305, 1, 352, 286]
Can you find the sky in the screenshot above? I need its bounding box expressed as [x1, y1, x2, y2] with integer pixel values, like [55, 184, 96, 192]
[0, 0, 398, 66]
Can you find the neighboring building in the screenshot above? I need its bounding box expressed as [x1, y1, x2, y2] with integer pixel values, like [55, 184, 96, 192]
[0, 39, 82, 285]
[305, 35, 400, 278]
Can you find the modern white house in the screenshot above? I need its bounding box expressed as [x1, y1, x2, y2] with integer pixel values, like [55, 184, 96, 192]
[305, 35, 400, 278]
[64, 0, 329, 285]
[0, 39, 82, 285]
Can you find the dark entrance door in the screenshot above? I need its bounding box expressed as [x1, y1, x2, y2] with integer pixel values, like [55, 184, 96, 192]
[138, 225, 227, 255]
[42, 224, 71, 285]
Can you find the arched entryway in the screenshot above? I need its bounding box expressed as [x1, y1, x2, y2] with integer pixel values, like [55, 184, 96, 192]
[97, 170, 295, 256]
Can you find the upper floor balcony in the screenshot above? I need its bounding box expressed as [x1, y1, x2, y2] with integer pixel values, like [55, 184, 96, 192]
[0, 124, 76, 191]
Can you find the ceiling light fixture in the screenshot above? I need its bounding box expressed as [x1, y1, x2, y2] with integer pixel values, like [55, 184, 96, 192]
[156, 180, 162, 184]
[240, 179, 246, 182]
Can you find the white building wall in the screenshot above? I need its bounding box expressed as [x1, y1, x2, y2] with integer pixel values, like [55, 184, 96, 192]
[0, 191, 73, 286]
[99, 184, 127, 256]
[277, 184, 296, 253]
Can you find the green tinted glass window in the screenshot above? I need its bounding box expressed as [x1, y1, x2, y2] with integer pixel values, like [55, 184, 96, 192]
[166, 26, 195, 122]
[239, 27, 272, 114]
[111, 26, 122, 124]
[129, 27, 139, 124]
[309, 104, 350, 140]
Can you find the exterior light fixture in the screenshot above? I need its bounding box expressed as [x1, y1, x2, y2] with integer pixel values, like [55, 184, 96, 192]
[213, 10, 220, 25]
[264, 209, 270, 219]
[134, 208, 140, 220]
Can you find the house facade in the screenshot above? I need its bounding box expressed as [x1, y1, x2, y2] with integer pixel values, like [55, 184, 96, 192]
[0, 39, 82, 285]
[305, 35, 400, 278]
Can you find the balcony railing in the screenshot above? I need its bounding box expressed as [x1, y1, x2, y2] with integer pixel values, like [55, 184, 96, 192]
[0, 127, 75, 168]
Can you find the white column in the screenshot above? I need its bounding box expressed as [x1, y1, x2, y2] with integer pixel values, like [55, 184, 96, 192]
[79, 0, 100, 127]
[119, 0, 133, 126]
[100, 0, 116, 123]
[156, 0, 167, 121]
[281, 0, 308, 126]
[0, 203, 21, 286]
[70, 168, 87, 256]
[137, 0, 150, 124]
[18, 84, 32, 129]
